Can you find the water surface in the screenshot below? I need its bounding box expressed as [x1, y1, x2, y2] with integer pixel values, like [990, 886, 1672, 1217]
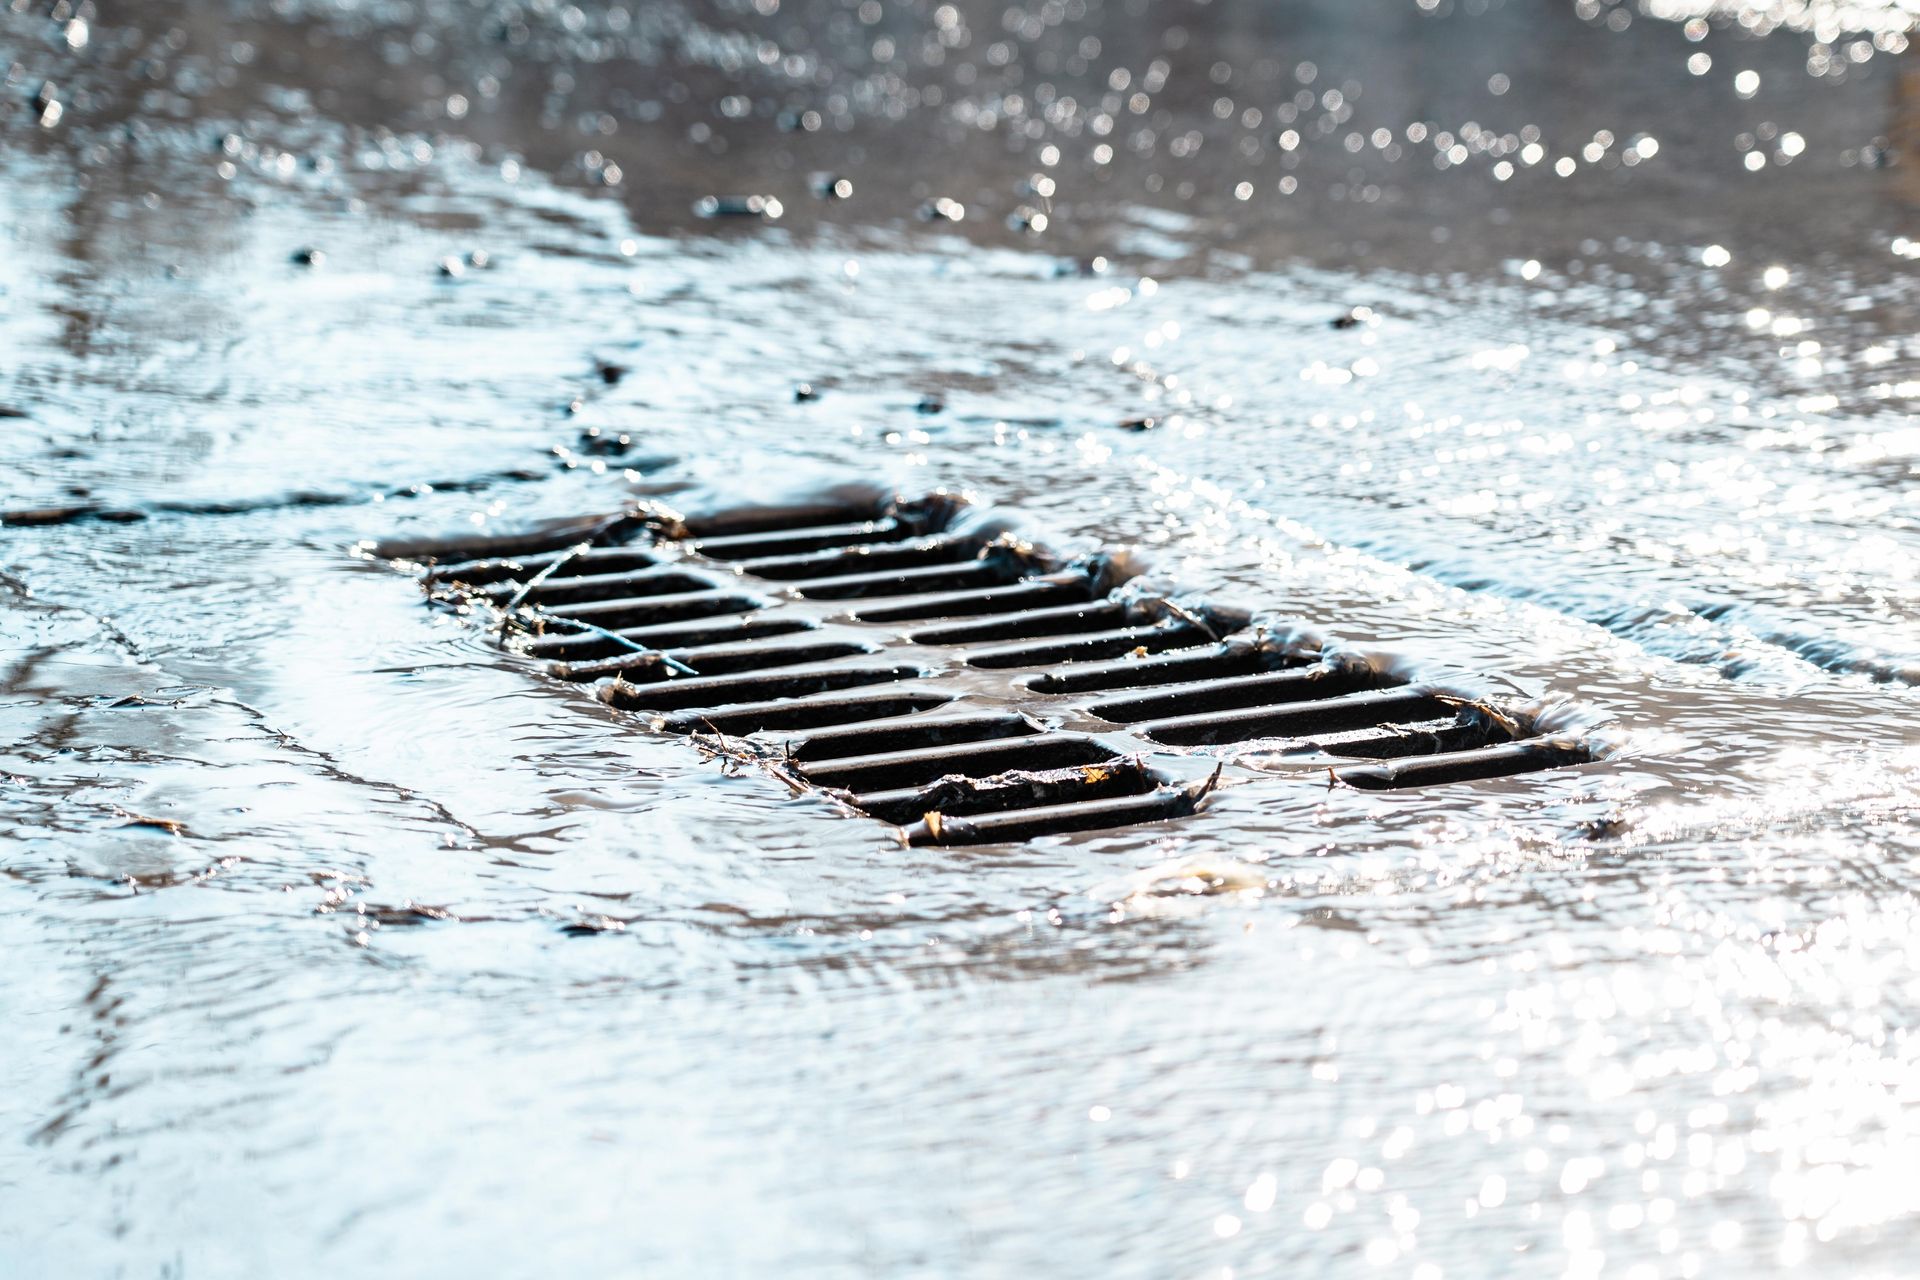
[5, 0, 1920, 1274]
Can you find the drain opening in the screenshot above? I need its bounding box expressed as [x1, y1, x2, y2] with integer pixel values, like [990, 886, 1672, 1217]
[797, 733, 1118, 793]
[381, 485, 1603, 844]
[788, 712, 1040, 763]
[849, 573, 1100, 623]
[852, 758, 1162, 826]
[530, 615, 814, 664]
[738, 533, 992, 581]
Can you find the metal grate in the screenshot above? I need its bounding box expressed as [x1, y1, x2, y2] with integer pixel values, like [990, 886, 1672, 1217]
[383, 488, 1597, 845]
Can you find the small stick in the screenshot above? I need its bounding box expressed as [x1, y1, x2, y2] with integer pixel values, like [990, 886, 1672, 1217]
[518, 615, 698, 677]
[495, 540, 593, 635]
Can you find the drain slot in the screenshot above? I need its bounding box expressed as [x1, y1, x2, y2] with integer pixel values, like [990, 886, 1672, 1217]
[668, 638, 878, 677]
[692, 517, 917, 560]
[1086, 663, 1381, 722]
[907, 601, 1129, 646]
[790, 712, 1040, 762]
[1316, 716, 1508, 760]
[1025, 642, 1286, 694]
[851, 574, 1099, 623]
[681, 499, 894, 540]
[1141, 687, 1451, 746]
[798, 733, 1116, 792]
[428, 545, 658, 587]
[795, 557, 1028, 602]
[896, 789, 1197, 846]
[481, 568, 715, 607]
[1337, 741, 1588, 789]
[602, 662, 926, 712]
[853, 758, 1158, 825]
[967, 621, 1210, 669]
[528, 615, 812, 663]
[739, 535, 987, 581]
[658, 689, 955, 735]
[544, 590, 768, 631]
[554, 638, 876, 683]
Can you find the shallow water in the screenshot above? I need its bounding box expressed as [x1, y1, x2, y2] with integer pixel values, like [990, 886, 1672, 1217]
[6, 0, 1920, 1275]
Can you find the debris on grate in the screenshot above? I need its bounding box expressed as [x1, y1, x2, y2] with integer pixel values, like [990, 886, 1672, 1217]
[371, 483, 1610, 845]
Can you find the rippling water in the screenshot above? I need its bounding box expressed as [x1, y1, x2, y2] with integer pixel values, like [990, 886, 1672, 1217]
[6, 0, 1920, 1274]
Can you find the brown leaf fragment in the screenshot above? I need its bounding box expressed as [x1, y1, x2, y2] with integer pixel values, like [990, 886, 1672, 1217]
[113, 810, 186, 835]
[1435, 693, 1525, 739]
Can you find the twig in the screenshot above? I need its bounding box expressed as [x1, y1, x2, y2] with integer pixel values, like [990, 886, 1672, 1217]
[535, 615, 697, 676]
[495, 540, 592, 636]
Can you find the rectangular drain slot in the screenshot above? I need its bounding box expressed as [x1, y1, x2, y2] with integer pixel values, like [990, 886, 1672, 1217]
[797, 734, 1116, 793]
[795, 558, 1027, 602]
[544, 590, 768, 631]
[527, 615, 813, 663]
[738, 535, 987, 581]
[1318, 718, 1508, 760]
[897, 789, 1196, 846]
[789, 712, 1040, 763]
[601, 663, 926, 712]
[851, 575, 1098, 624]
[853, 758, 1158, 825]
[1085, 663, 1382, 723]
[907, 601, 1129, 646]
[428, 545, 658, 587]
[553, 639, 876, 683]
[482, 568, 715, 608]
[1337, 742, 1588, 789]
[967, 622, 1210, 670]
[680, 500, 894, 540]
[1141, 687, 1452, 746]
[658, 689, 955, 736]
[1025, 642, 1284, 693]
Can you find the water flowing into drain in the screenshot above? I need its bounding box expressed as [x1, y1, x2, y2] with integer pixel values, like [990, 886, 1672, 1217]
[380, 485, 1602, 844]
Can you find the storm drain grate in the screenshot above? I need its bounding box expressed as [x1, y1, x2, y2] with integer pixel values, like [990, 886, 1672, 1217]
[380, 487, 1597, 845]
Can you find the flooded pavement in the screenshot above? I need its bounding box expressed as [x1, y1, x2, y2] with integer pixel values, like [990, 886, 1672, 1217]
[7, 0, 1920, 1274]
